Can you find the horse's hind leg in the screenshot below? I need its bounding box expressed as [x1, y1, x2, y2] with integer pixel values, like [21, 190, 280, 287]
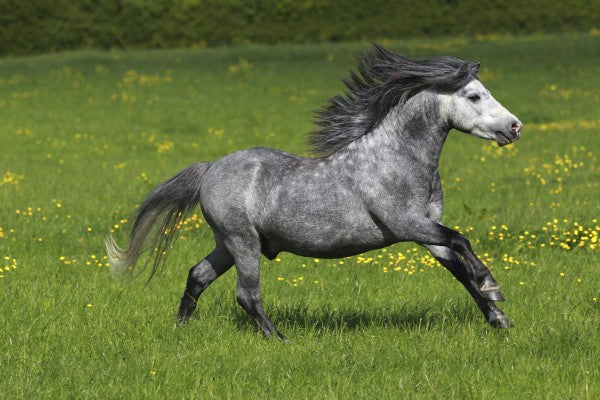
[226, 237, 286, 340]
[425, 245, 512, 328]
[177, 245, 234, 323]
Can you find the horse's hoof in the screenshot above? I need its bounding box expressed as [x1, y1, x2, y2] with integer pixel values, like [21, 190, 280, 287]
[488, 313, 512, 329]
[176, 307, 194, 325]
[262, 329, 288, 341]
[479, 279, 501, 293]
[483, 289, 505, 302]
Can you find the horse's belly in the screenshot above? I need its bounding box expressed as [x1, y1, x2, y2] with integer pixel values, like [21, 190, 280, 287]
[281, 238, 391, 259]
[260, 213, 395, 259]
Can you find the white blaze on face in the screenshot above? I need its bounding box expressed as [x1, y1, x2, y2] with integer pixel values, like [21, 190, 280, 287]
[439, 80, 522, 146]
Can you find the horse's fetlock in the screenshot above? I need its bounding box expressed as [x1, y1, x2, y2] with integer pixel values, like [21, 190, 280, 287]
[474, 268, 489, 282]
[236, 293, 251, 309]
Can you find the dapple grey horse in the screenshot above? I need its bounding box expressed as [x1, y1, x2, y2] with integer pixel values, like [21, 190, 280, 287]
[106, 45, 523, 339]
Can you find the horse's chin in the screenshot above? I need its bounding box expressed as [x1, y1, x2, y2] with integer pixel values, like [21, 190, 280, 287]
[494, 131, 520, 147]
[495, 137, 511, 147]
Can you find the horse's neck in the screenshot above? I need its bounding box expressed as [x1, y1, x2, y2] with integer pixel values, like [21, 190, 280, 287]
[343, 93, 449, 175]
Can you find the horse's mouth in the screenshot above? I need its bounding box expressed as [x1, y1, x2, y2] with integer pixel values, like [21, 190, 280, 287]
[495, 130, 520, 147]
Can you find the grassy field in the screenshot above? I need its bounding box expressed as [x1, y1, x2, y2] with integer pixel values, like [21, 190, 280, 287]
[1, 33, 598, 399]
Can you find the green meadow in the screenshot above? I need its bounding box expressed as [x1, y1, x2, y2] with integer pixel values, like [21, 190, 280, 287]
[1, 33, 598, 399]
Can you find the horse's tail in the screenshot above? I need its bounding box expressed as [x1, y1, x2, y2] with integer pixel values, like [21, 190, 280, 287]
[105, 162, 213, 281]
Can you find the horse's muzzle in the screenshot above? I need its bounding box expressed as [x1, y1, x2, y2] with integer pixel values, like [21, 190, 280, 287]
[496, 121, 523, 147]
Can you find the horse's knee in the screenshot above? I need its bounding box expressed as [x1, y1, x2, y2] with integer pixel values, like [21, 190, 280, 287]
[449, 234, 471, 254]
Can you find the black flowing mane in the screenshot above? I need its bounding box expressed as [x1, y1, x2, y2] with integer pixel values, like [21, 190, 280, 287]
[309, 44, 480, 156]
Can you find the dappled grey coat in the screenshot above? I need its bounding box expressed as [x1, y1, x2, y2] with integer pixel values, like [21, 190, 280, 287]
[106, 45, 523, 339]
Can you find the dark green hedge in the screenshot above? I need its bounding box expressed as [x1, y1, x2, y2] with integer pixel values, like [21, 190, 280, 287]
[1, 0, 598, 56]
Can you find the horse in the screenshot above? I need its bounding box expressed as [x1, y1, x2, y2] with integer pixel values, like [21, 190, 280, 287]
[106, 45, 523, 339]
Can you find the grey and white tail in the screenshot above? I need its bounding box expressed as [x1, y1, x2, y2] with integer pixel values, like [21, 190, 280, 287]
[105, 162, 213, 281]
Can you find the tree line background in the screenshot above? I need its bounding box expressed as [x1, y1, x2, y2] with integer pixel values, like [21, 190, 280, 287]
[0, 0, 598, 56]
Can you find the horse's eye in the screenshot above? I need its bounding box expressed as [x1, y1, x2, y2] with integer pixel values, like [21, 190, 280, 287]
[468, 94, 481, 102]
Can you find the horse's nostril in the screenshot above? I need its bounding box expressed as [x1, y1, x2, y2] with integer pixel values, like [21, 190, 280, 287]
[511, 122, 522, 133]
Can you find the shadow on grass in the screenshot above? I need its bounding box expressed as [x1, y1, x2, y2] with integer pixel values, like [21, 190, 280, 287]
[232, 301, 480, 334]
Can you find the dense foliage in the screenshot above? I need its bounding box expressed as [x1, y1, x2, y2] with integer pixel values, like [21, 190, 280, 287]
[1, 0, 599, 55]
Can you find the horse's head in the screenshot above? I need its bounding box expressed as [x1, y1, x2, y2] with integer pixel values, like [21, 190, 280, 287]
[440, 78, 522, 147]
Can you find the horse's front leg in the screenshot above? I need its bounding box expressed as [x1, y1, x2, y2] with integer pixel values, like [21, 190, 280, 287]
[389, 216, 504, 300]
[434, 232, 504, 301]
[436, 226, 505, 301]
[390, 215, 510, 328]
[425, 245, 512, 328]
[424, 174, 502, 300]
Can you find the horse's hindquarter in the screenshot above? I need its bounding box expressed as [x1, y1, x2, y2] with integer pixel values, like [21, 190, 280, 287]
[198, 147, 292, 224]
